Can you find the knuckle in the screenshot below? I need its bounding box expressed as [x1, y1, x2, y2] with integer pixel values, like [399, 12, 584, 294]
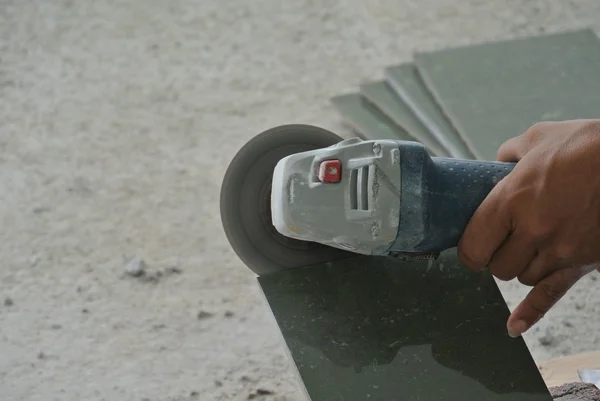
[492, 272, 514, 282]
[497, 139, 514, 155]
[579, 119, 600, 136]
[523, 219, 554, 242]
[550, 241, 579, 262]
[538, 279, 566, 304]
[496, 143, 516, 162]
[457, 245, 488, 270]
[488, 263, 516, 281]
[527, 301, 548, 321]
[525, 121, 552, 138]
[517, 273, 537, 287]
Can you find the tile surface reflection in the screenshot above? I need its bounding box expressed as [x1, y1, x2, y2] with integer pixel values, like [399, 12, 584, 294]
[259, 251, 553, 401]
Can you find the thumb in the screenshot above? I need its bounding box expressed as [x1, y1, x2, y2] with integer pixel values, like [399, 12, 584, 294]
[496, 136, 524, 162]
[506, 267, 585, 337]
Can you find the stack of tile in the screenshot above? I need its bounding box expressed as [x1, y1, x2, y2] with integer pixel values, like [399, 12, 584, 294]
[331, 28, 600, 161]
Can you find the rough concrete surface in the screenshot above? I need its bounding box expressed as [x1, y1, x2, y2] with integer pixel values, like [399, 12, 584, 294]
[550, 382, 600, 401]
[1, 1, 600, 400]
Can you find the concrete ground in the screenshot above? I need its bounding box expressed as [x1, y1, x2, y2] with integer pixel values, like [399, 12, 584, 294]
[1, 1, 600, 400]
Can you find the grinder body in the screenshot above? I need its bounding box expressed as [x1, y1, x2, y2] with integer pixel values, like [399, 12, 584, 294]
[271, 138, 515, 260]
[390, 141, 514, 259]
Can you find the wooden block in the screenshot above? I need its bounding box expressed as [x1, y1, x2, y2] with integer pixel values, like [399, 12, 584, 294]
[539, 351, 600, 388]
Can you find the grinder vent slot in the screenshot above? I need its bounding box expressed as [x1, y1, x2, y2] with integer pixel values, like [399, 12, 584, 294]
[349, 166, 371, 211]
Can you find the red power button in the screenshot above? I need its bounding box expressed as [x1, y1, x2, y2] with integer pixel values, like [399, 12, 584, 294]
[318, 159, 341, 183]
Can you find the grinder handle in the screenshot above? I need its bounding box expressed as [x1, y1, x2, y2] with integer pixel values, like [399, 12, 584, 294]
[414, 157, 516, 252]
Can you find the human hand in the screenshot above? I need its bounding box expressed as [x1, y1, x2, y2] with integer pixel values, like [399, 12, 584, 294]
[457, 119, 600, 337]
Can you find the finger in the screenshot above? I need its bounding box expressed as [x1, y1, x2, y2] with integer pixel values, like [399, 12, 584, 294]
[496, 122, 545, 162]
[496, 136, 524, 162]
[517, 251, 558, 286]
[486, 229, 537, 281]
[458, 180, 512, 272]
[506, 267, 583, 337]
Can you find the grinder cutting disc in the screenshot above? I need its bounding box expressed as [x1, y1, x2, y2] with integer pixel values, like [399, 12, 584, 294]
[220, 124, 355, 275]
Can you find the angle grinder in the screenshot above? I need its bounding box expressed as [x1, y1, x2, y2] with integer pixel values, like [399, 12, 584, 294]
[220, 124, 515, 275]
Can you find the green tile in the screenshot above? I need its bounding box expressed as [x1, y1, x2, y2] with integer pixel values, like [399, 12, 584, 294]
[360, 80, 451, 157]
[330, 92, 414, 142]
[385, 63, 475, 159]
[414, 28, 600, 161]
[259, 251, 553, 401]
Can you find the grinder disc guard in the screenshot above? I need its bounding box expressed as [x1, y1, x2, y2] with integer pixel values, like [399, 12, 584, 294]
[220, 124, 354, 275]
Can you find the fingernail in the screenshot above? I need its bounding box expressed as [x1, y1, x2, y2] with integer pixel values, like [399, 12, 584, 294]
[507, 320, 527, 338]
